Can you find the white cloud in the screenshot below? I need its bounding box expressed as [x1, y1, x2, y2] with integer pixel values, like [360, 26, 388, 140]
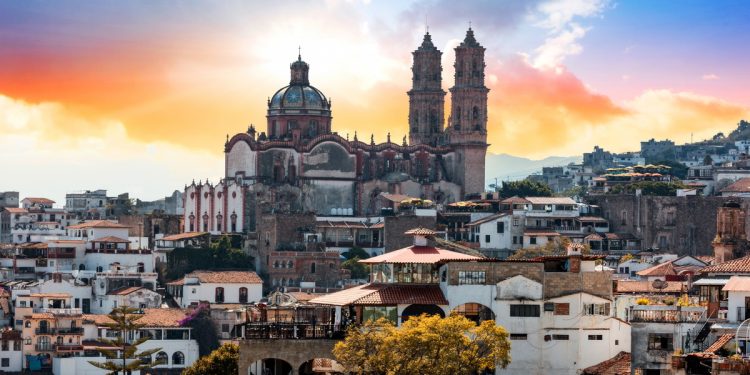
[702, 73, 720, 81]
[0, 94, 222, 204]
[532, 0, 609, 70]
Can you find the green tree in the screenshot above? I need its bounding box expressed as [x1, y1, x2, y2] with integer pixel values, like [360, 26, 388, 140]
[182, 343, 239, 375]
[87, 306, 163, 374]
[333, 314, 511, 375]
[651, 160, 687, 179]
[499, 179, 553, 198]
[180, 304, 219, 357]
[609, 181, 687, 196]
[342, 246, 370, 260]
[342, 257, 369, 279]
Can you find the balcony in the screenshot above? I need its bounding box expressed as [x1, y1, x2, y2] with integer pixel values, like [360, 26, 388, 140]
[630, 306, 705, 323]
[55, 344, 84, 352]
[244, 323, 346, 340]
[32, 308, 82, 316]
[35, 344, 54, 352]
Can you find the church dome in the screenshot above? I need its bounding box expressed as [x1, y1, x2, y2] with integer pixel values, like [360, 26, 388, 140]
[267, 54, 331, 116]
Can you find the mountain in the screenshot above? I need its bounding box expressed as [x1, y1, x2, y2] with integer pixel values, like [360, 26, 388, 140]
[484, 153, 581, 187]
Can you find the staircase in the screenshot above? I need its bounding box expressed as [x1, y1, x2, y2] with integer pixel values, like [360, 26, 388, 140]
[688, 310, 711, 352]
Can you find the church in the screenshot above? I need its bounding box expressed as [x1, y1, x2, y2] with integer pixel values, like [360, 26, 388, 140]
[183, 28, 489, 233]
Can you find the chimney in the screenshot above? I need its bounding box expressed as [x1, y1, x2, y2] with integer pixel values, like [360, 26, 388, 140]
[567, 243, 583, 273]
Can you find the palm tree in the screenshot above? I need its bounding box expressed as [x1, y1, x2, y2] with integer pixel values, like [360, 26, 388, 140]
[88, 306, 164, 374]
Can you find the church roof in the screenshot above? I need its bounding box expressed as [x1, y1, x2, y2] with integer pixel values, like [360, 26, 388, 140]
[416, 32, 439, 52]
[459, 27, 482, 48]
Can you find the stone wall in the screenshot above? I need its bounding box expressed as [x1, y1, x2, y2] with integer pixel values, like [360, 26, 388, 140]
[384, 215, 436, 252]
[585, 195, 748, 255]
[238, 339, 338, 374]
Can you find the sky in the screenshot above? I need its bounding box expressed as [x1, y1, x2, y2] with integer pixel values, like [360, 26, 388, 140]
[1, 0, 750, 202]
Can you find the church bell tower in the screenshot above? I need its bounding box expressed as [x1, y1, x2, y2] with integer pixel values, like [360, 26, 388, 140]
[447, 27, 489, 197]
[408, 32, 446, 146]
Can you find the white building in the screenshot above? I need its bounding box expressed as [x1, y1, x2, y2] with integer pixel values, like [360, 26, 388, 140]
[466, 213, 513, 250]
[183, 179, 246, 234]
[0, 330, 22, 373]
[167, 270, 263, 308]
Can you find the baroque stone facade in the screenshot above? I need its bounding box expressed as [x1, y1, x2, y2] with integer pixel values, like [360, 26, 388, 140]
[183, 28, 489, 233]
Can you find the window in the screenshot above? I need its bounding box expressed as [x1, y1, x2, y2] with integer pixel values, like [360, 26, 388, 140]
[513, 218, 519, 226]
[239, 287, 248, 304]
[1, 340, 7, 351]
[648, 334, 673, 351]
[512, 236, 518, 245]
[215, 287, 225, 303]
[156, 351, 168, 365]
[458, 271, 486, 285]
[485, 235, 491, 243]
[510, 304, 540, 317]
[544, 302, 555, 312]
[222, 324, 230, 333]
[497, 222, 504, 233]
[552, 334, 570, 340]
[583, 303, 611, 316]
[510, 334, 527, 340]
[310, 262, 316, 274]
[588, 335, 603, 340]
[13, 340, 20, 351]
[554, 303, 570, 315]
[1, 358, 7, 367]
[530, 237, 537, 245]
[137, 262, 145, 273]
[620, 210, 627, 225]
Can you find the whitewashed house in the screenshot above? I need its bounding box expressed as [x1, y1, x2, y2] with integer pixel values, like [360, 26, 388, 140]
[167, 270, 263, 308]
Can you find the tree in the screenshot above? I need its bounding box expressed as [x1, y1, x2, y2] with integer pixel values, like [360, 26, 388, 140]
[651, 160, 687, 179]
[609, 181, 687, 196]
[87, 306, 163, 374]
[179, 303, 219, 357]
[342, 257, 369, 279]
[507, 237, 590, 260]
[182, 343, 239, 375]
[499, 179, 553, 198]
[342, 246, 370, 260]
[333, 314, 511, 375]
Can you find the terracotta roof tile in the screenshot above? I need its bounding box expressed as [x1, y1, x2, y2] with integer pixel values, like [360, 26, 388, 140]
[137, 308, 187, 327]
[4, 207, 27, 213]
[360, 245, 480, 265]
[83, 314, 115, 326]
[67, 220, 130, 229]
[188, 270, 262, 284]
[701, 255, 750, 274]
[582, 351, 630, 375]
[722, 276, 750, 291]
[404, 227, 437, 236]
[310, 284, 447, 306]
[615, 280, 685, 294]
[107, 286, 144, 296]
[159, 232, 208, 241]
[722, 177, 750, 193]
[525, 197, 576, 205]
[637, 261, 677, 277]
[91, 236, 130, 243]
[705, 334, 734, 353]
[24, 198, 55, 204]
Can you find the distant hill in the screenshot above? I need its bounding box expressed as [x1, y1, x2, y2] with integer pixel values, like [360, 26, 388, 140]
[484, 153, 581, 187]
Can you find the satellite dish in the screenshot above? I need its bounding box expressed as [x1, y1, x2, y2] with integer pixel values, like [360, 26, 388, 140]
[652, 279, 668, 290]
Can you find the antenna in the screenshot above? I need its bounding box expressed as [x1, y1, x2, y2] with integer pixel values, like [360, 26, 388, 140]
[469, 20, 472, 29]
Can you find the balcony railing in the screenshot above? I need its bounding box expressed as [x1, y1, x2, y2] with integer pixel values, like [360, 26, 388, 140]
[630, 306, 706, 323]
[32, 308, 82, 315]
[35, 344, 54, 352]
[244, 323, 346, 340]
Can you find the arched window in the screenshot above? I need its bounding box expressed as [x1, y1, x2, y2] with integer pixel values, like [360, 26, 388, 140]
[310, 263, 316, 274]
[473, 106, 479, 120]
[188, 214, 195, 232]
[215, 287, 224, 303]
[456, 107, 461, 120]
[172, 351, 185, 366]
[274, 261, 280, 268]
[239, 287, 248, 303]
[137, 262, 145, 273]
[56, 336, 63, 345]
[155, 351, 168, 365]
[287, 260, 294, 268]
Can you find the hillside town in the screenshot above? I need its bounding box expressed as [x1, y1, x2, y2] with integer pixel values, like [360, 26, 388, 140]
[4, 27, 750, 375]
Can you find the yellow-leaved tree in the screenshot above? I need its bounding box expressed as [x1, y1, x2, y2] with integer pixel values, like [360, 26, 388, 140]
[333, 314, 511, 375]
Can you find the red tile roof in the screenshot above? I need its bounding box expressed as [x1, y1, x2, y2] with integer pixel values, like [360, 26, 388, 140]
[705, 334, 734, 354]
[500, 196, 530, 204]
[159, 232, 208, 241]
[701, 255, 750, 274]
[137, 308, 187, 327]
[722, 276, 750, 291]
[107, 286, 144, 296]
[615, 280, 685, 294]
[67, 220, 130, 229]
[359, 245, 481, 264]
[582, 351, 630, 375]
[310, 284, 447, 306]
[24, 198, 55, 204]
[525, 197, 576, 205]
[188, 270, 262, 284]
[91, 236, 130, 243]
[722, 177, 750, 193]
[4, 207, 27, 213]
[637, 261, 677, 277]
[404, 227, 437, 236]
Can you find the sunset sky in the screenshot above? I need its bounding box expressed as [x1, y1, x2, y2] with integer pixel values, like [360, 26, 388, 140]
[2, 0, 750, 202]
